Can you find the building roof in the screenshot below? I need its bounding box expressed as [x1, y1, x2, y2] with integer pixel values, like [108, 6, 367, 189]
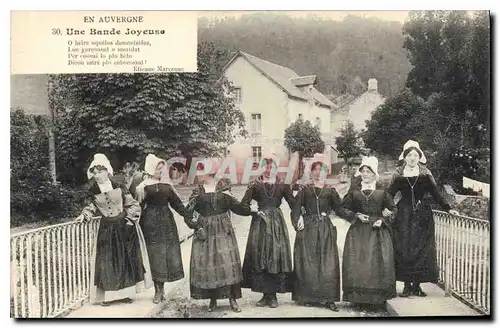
[222, 51, 335, 109]
[327, 93, 358, 108]
[328, 86, 385, 110]
[290, 75, 316, 86]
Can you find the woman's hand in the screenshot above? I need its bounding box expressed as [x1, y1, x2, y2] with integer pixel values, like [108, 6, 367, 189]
[356, 213, 370, 223]
[382, 208, 392, 218]
[449, 209, 459, 216]
[74, 214, 85, 223]
[257, 210, 266, 218]
[373, 219, 383, 228]
[297, 217, 304, 231]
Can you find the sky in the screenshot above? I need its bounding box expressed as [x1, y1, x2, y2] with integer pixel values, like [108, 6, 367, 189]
[198, 11, 411, 24]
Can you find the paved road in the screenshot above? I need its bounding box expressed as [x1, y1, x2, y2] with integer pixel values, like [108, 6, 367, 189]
[156, 185, 389, 318]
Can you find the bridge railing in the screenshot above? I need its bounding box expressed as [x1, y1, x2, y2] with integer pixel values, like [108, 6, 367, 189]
[10, 201, 194, 319]
[434, 210, 490, 315]
[11, 209, 490, 317]
[10, 218, 100, 318]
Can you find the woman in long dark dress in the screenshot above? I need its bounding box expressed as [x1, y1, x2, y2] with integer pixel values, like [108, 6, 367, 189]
[291, 161, 341, 311]
[184, 168, 251, 313]
[337, 156, 397, 306]
[75, 153, 152, 306]
[388, 140, 459, 297]
[240, 158, 295, 308]
[135, 154, 186, 303]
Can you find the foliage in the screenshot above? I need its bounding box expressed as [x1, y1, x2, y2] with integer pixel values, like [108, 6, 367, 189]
[362, 88, 430, 158]
[403, 11, 490, 149]
[284, 119, 325, 179]
[336, 120, 363, 163]
[284, 119, 325, 157]
[51, 41, 246, 185]
[198, 13, 411, 98]
[10, 109, 84, 226]
[363, 11, 490, 187]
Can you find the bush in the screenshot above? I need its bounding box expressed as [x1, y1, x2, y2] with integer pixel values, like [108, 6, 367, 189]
[10, 108, 86, 227]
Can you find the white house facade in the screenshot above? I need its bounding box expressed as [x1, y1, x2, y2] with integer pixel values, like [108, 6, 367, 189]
[222, 51, 336, 181]
[330, 78, 386, 166]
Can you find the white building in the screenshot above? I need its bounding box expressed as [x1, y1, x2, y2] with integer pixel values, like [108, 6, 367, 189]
[221, 51, 336, 181]
[330, 78, 385, 166]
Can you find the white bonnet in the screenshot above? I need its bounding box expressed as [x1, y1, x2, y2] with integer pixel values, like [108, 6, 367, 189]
[399, 140, 427, 164]
[87, 153, 113, 180]
[354, 156, 379, 178]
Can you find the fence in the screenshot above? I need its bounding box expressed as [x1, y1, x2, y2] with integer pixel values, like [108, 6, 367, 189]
[11, 208, 490, 317]
[10, 200, 194, 319]
[10, 218, 100, 318]
[434, 210, 490, 315]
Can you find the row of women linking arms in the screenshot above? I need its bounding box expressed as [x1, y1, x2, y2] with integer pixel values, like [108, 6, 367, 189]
[74, 139, 458, 313]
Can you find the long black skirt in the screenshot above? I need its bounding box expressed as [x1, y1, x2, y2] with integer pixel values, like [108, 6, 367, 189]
[190, 212, 243, 300]
[140, 205, 184, 283]
[242, 208, 293, 294]
[94, 213, 145, 292]
[292, 215, 340, 303]
[190, 283, 242, 300]
[392, 200, 439, 283]
[342, 217, 396, 304]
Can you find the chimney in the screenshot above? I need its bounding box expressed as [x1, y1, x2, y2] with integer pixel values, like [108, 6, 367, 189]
[368, 78, 378, 92]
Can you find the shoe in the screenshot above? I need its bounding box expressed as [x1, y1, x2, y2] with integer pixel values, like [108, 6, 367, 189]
[268, 296, 278, 308]
[101, 301, 110, 307]
[153, 291, 162, 304]
[327, 303, 339, 312]
[153, 281, 165, 304]
[399, 284, 412, 298]
[229, 298, 242, 313]
[207, 299, 217, 312]
[160, 283, 166, 302]
[412, 285, 427, 297]
[256, 295, 268, 307]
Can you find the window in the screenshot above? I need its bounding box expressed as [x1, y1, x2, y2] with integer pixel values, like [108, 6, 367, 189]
[250, 113, 262, 134]
[315, 117, 321, 128]
[252, 146, 262, 169]
[233, 87, 242, 103]
[298, 113, 303, 121]
[252, 146, 262, 160]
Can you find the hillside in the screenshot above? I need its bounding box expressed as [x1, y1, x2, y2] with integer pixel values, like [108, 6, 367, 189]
[198, 13, 411, 98]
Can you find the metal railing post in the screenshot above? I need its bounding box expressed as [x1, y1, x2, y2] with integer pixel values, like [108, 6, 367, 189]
[10, 217, 101, 318]
[433, 210, 490, 314]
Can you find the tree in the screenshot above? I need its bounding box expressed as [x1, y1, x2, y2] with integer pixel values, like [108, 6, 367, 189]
[284, 119, 325, 178]
[52, 41, 246, 184]
[403, 11, 448, 99]
[335, 120, 363, 166]
[399, 10, 490, 186]
[11, 108, 83, 226]
[363, 11, 490, 188]
[403, 11, 490, 149]
[465, 11, 490, 148]
[362, 88, 431, 159]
